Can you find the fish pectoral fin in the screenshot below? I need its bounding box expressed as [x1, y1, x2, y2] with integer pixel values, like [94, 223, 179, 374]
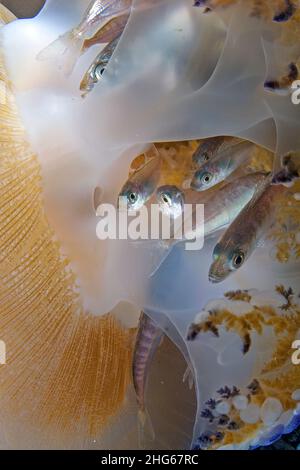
[138, 409, 155, 449]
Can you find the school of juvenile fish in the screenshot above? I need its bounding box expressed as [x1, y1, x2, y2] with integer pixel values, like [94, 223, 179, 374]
[191, 139, 254, 191]
[120, 139, 299, 443]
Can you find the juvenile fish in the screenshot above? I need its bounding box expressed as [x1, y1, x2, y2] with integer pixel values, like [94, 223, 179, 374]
[37, 0, 132, 75]
[192, 136, 226, 167]
[156, 185, 185, 219]
[80, 35, 121, 96]
[151, 173, 268, 276]
[209, 162, 299, 283]
[133, 312, 163, 448]
[192, 137, 244, 167]
[82, 13, 129, 52]
[191, 140, 254, 191]
[176, 172, 268, 242]
[118, 146, 161, 211]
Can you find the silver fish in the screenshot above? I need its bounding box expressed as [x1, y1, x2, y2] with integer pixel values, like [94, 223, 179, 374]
[209, 162, 299, 283]
[156, 184, 216, 218]
[37, 0, 132, 74]
[156, 185, 185, 219]
[209, 160, 300, 283]
[192, 136, 233, 167]
[209, 155, 300, 283]
[133, 312, 163, 448]
[118, 146, 161, 211]
[191, 140, 254, 191]
[209, 183, 281, 283]
[80, 34, 121, 96]
[150, 173, 268, 277]
[174, 172, 268, 242]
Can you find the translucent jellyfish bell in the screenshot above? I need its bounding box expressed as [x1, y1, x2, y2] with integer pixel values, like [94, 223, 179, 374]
[2, 0, 300, 449]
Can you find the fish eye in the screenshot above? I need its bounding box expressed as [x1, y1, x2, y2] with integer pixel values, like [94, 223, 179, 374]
[94, 65, 105, 80]
[161, 193, 172, 206]
[201, 172, 213, 185]
[128, 192, 138, 204]
[232, 251, 245, 269]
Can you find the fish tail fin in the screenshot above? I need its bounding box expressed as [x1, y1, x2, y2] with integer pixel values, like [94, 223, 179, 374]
[138, 408, 155, 449]
[272, 154, 300, 186]
[37, 30, 83, 76]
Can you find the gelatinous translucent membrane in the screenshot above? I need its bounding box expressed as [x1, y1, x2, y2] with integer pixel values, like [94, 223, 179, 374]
[2, 0, 300, 448]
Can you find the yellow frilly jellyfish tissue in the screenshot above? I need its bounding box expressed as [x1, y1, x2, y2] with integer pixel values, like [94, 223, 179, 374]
[0, 0, 299, 450]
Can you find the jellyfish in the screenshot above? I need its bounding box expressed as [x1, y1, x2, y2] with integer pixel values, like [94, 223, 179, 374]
[0, 0, 299, 449]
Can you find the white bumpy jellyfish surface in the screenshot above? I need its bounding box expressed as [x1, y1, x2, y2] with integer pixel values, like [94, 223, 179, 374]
[0, 0, 300, 450]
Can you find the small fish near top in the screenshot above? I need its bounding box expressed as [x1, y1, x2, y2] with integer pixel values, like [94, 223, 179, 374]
[82, 13, 130, 53]
[80, 34, 121, 97]
[191, 139, 254, 192]
[118, 145, 161, 212]
[208, 156, 300, 284]
[37, 0, 132, 75]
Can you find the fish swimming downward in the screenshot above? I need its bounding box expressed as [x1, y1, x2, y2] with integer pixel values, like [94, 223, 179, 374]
[37, 0, 132, 75]
[118, 145, 161, 211]
[80, 34, 121, 96]
[133, 312, 164, 448]
[209, 156, 300, 283]
[191, 139, 254, 191]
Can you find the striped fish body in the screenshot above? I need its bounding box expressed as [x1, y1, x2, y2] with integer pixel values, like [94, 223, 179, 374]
[133, 312, 163, 411]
